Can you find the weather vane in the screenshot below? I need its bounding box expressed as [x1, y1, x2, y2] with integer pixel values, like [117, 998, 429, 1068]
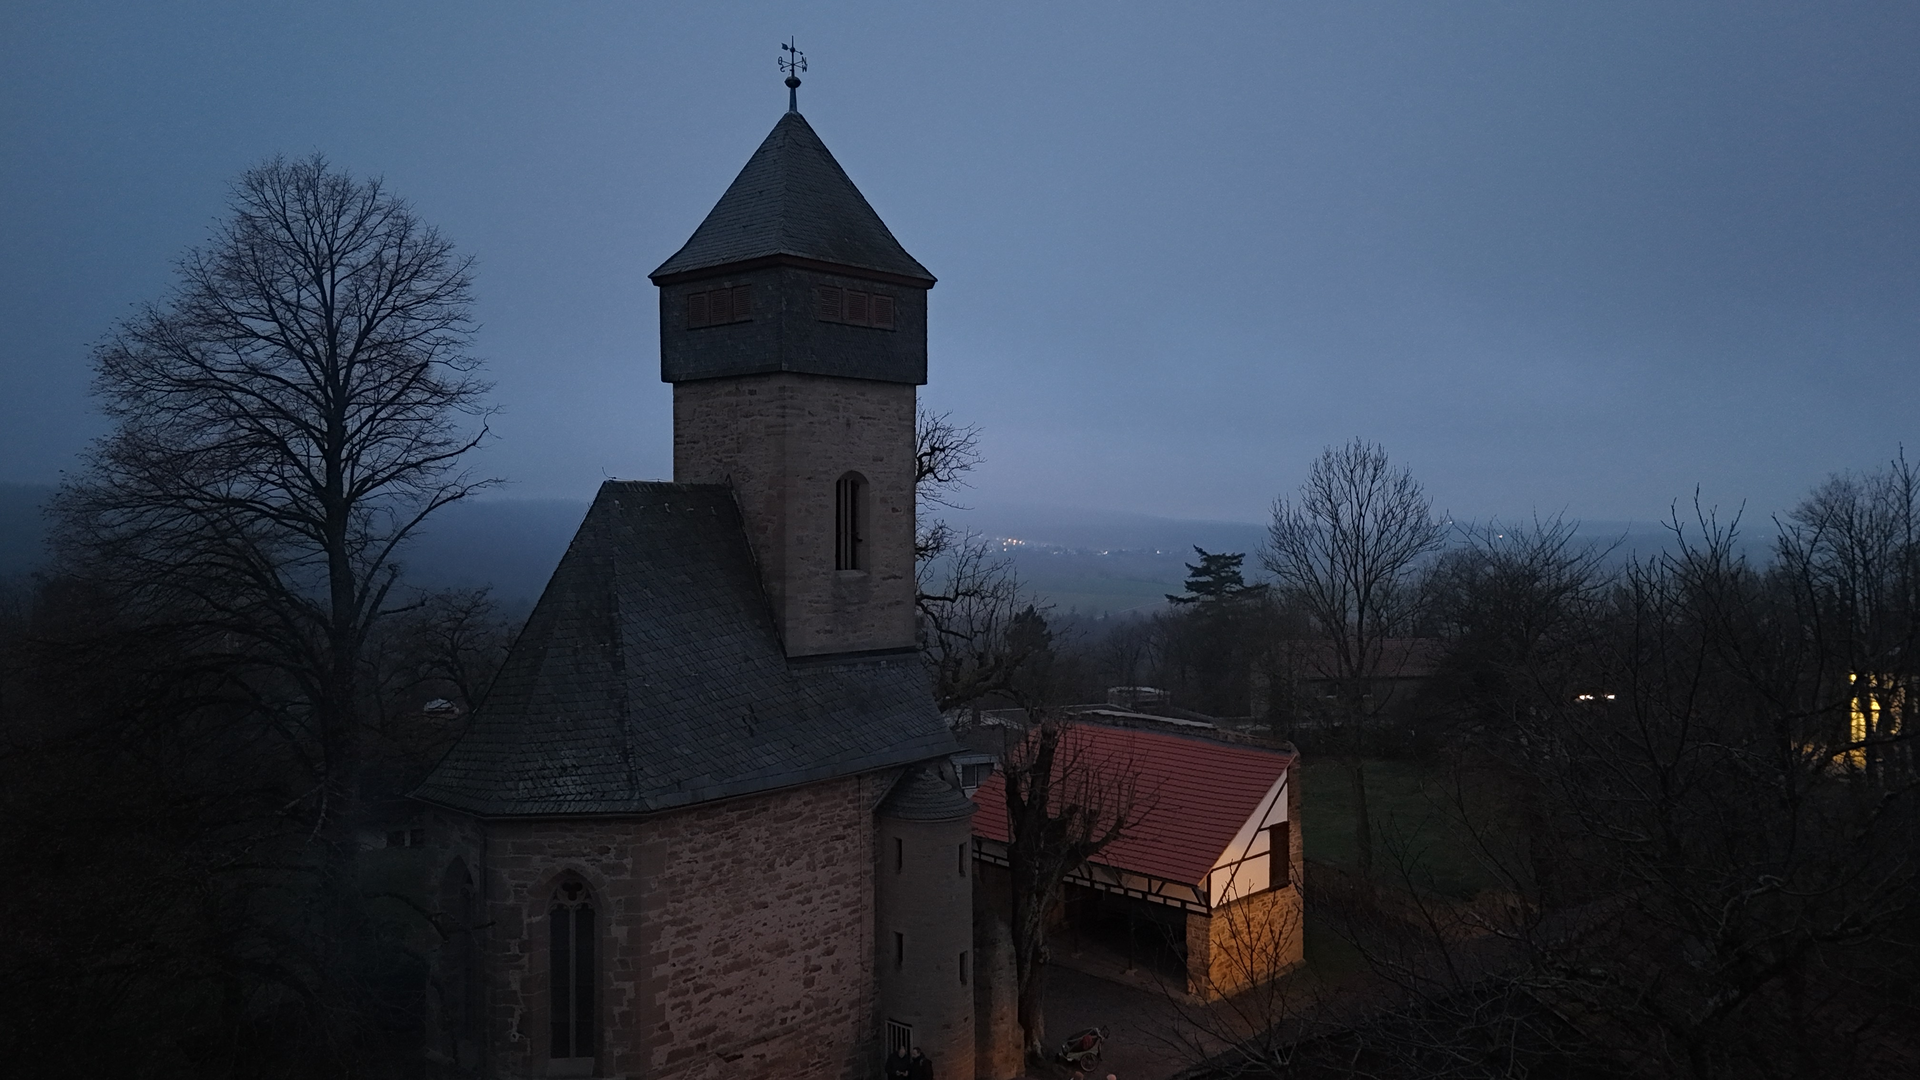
[780, 38, 807, 113]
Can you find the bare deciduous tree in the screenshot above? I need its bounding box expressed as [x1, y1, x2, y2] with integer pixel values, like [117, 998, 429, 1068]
[1263, 439, 1443, 876]
[52, 153, 492, 843]
[915, 406, 982, 562]
[912, 407, 1061, 713]
[918, 537, 1051, 711]
[1425, 514, 1614, 905]
[996, 716, 1151, 1062]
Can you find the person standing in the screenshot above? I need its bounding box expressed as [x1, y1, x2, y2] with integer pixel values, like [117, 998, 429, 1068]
[885, 1044, 913, 1080]
[908, 1045, 934, 1080]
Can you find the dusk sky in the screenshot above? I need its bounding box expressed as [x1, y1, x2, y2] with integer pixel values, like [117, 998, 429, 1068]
[4, 1, 1916, 528]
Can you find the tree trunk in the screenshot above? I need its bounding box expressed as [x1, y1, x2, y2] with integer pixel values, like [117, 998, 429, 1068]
[1014, 944, 1048, 1062]
[1010, 860, 1051, 1062]
[1347, 755, 1372, 878]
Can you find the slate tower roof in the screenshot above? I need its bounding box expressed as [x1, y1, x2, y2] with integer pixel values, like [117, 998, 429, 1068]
[877, 765, 976, 823]
[650, 111, 934, 285]
[415, 482, 955, 817]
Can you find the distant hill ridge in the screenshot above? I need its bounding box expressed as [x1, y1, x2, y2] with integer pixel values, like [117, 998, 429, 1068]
[1, 486, 1694, 616]
[0, 484, 588, 607]
[0, 483, 54, 577]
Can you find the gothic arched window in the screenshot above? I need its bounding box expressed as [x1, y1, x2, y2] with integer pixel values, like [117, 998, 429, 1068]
[549, 878, 595, 1063]
[835, 472, 868, 571]
[435, 859, 481, 1068]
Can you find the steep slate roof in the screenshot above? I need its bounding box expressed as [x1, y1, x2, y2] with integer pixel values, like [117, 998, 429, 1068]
[970, 725, 1295, 887]
[650, 111, 935, 283]
[415, 481, 955, 817]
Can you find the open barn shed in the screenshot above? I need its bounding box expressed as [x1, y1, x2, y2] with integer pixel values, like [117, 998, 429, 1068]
[970, 724, 1303, 999]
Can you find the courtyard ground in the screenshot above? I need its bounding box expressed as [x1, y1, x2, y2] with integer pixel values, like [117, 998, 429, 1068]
[1035, 905, 1371, 1080]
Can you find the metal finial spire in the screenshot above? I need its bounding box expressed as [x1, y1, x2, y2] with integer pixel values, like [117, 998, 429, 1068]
[779, 38, 807, 112]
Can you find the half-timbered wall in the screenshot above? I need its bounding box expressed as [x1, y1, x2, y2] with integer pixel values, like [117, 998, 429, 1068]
[1188, 760, 1304, 999]
[1206, 771, 1291, 906]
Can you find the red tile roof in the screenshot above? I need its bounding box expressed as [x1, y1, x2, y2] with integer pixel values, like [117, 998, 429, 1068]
[971, 724, 1297, 888]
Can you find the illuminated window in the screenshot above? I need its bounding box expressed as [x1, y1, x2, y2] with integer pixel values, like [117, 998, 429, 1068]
[1846, 673, 1904, 769]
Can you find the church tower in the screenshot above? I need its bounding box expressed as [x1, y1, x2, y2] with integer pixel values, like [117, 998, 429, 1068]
[650, 97, 935, 658]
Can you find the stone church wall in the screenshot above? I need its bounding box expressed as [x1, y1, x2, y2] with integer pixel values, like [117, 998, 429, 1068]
[470, 773, 880, 1079]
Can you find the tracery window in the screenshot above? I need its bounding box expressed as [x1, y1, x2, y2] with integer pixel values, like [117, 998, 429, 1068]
[549, 878, 595, 1063]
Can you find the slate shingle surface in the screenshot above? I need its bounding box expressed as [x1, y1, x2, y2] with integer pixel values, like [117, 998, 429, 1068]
[650, 111, 935, 283]
[877, 766, 975, 823]
[414, 481, 955, 817]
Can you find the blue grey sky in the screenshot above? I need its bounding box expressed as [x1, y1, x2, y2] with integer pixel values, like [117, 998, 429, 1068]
[3, 1, 1915, 526]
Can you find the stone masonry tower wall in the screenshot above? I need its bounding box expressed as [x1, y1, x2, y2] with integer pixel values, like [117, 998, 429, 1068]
[651, 108, 936, 657]
[875, 768, 978, 1079]
[673, 372, 917, 655]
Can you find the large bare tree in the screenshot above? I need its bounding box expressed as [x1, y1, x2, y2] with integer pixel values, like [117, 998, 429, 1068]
[1263, 439, 1443, 876]
[996, 715, 1150, 1062]
[53, 154, 491, 842]
[913, 407, 1059, 710]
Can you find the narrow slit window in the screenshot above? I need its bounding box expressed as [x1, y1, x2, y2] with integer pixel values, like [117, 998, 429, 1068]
[958, 842, 967, 877]
[1270, 822, 1291, 888]
[835, 473, 867, 571]
[959, 950, 969, 985]
[894, 931, 905, 970]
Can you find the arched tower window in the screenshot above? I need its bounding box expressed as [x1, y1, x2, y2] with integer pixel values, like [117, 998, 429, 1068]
[548, 878, 595, 1063]
[835, 472, 868, 571]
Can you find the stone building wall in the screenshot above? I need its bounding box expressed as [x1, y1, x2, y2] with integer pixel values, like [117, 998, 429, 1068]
[466, 772, 881, 1079]
[674, 372, 917, 657]
[875, 811, 976, 1078]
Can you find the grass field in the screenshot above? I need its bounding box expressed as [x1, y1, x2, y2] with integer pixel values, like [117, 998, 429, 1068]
[1297, 757, 1510, 899]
